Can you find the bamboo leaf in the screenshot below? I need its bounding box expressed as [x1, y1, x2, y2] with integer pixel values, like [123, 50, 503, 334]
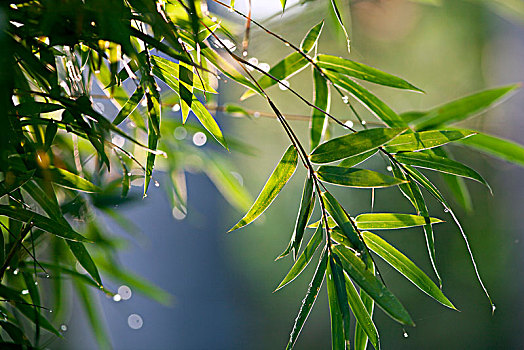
[317, 166, 406, 188]
[394, 152, 490, 190]
[354, 260, 375, 350]
[301, 21, 325, 53]
[275, 222, 322, 291]
[384, 130, 476, 153]
[229, 145, 298, 231]
[355, 213, 443, 230]
[310, 69, 330, 151]
[361, 231, 456, 309]
[339, 150, 377, 168]
[326, 255, 346, 350]
[311, 128, 406, 164]
[325, 71, 407, 127]
[112, 85, 144, 126]
[333, 245, 414, 326]
[40, 167, 100, 193]
[285, 251, 327, 350]
[329, 0, 351, 52]
[317, 54, 422, 92]
[190, 100, 228, 149]
[459, 130, 524, 167]
[330, 254, 352, 348]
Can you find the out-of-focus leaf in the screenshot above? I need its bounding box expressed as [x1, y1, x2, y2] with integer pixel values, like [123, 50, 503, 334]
[361, 231, 456, 309]
[66, 241, 102, 286]
[241, 52, 309, 100]
[12, 102, 63, 115]
[324, 71, 407, 127]
[229, 145, 298, 231]
[275, 222, 322, 291]
[344, 275, 379, 350]
[310, 69, 330, 151]
[407, 84, 519, 130]
[339, 150, 377, 168]
[317, 166, 406, 188]
[459, 130, 524, 166]
[384, 130, 476, 153]
[394, 152, 490, 190]
[354, 260, 375, 350]
[75, 282, 111, 350]
[144, 90, 161, 194]
[317, 54, 422, 92]
[0, 205, 89, 242]
[301, 21, 324, 53]
[333, 245, 414, 326]
[329, 0, 351, 52]
[0, 320, 31, 346]
[285, 250, 327, 350]
[39, 167, 100, 193]
[355, 213, 443, 230]
[311, 128, 406, 164]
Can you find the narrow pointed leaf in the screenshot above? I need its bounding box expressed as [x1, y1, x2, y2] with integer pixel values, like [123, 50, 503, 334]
[275, 222, 323, 291]
[361, 231, 455, 309]
[229, 145, 298, 231]
[0, 205, 89, 242]
[39, 167, 100, 193]
[317, 166, 406, 188]
[191, 99, 228, 149]
[384, 130, 476, 153]
[66, 241, 102, 286]
[345, 275, 380, 350]
[285, 251, 327, 350]
[326, 256, 346, 350]
[330, 255, 352, 348]
[310, 69, 330, 151]
[112, 86, 144, 126]
[317, 54, 422, 92]
[330, 0, 351, 52]
[241, 52, 309, 100]
[325, 71, 407, 127]
[355, 213, 443, 230]
[394, 152, 490, 189]
[301, 21, 325, 53]
[333, 244, 415, 326]
[411, 84, 519, 130]
[355, 260, 375, 350]
[311, 127, 405, 164]
[144, 90, 161, 194]
[459, 130, 524, 167]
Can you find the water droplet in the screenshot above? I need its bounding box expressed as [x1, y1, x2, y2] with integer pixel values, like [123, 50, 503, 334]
[361, 120, 367, 125]
[172, 207, 187, 221]
[211, 16, 217, 22]
[118, 285, 132, 301]
[112, 135, 125, 148]
[174, 126, 187, 140]
[60, 324, 68, 332]
[342, 96, 349, 104]
[344, 120, 354, 128]
[21, 289, 29, 295]
[113, 294, 122, 302]
[253, 112, 261, 118]
[171, 103, 181, 112]
[444, 208, 449, 213]
[231, 172, 244, 186]
[45, 274, 50, 278]
[34, 281, 38, 286]
[492, 304, 497, 313]
[403, 330, 409, 338]
[127, 314, 143, 330]
[278, 80, 290, 91]
[49, 309, 53, 313]
[355, 252, 361, 257]
[13, 269, 19, 275]
[386, 166, 393, 172]
[285, 42, 290, 47]
[192, 132, 207, 147]
[242, 50, 248, 57]
[154, 181, 160, 188]
[258, 63, 270, 72]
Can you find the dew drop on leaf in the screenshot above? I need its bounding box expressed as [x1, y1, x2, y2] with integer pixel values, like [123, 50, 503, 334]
[60, 324, 68, 332]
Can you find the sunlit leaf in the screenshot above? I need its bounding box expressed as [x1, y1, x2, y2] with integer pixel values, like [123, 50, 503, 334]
[355, 213, 443, 230]
[459, 129, 524, 167]
[384, 130, 476, 153]
[326, 254, 347, 350]
[301, 21, 325, 53]
[39, 167, 100, 193]
[317, 166, 406, 188]
[354, 260, 375, 350]
[310, 69, 330, 151]
[339, 150, 377, 168]
[229, 145, 298, 231]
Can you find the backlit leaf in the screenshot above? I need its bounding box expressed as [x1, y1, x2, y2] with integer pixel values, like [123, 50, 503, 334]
[355, 213, 443, 230]
[317, 166, 406, 188]
[384, 130, 476, 153]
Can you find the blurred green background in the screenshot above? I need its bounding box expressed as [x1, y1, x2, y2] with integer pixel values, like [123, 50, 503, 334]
[58, 0, 524, 349]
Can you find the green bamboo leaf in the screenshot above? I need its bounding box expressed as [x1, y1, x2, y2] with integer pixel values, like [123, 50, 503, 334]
[75, 282, 111, 350]
[40, 166, 100, 193]
[317, 166, 406, 188]
[229, 145, 298, 231]
[190, 100, 228, 150]
[324, 71, 407, 127]
[408, 84, 519, 130]
[241, 52, 309, 100]
[0, 205, 89, 242]
[310, 69, 330, 151]
[339, 150, 377, 168]
[384, 130, 476, 153]
[459, 130, 524, 167]
[285, 250, 327, 350]
[344, 275, 380, 350]
[394, 152, 490, 190]
[330, 255, 352, 348]
[112, 85, 144, 126]
[278, 174, 315, 260]
[333, 244, 415, 326]
[0, 285, 60, 336]
[326, 255, 346, 350]
[301, 21, 325, 53]
[151, 55, 217, 93]
[355, 213, 443, 230]
[354, 260, 375, 350]
[66, 241, 102, 286]
[12, 101, 64, 115]
[329, 0, 351, 52]
[280, 0, 287, 11]
[361, 231, 456, 309]
[144, 90, 161, 195]
[0, 320, 31, 346]
[321, 191, 363, 253]
[311, 127, 406, 164]
[275, 222, 322, 292]
[401, 165, 449, 207]
[317, 54, 422, 92]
